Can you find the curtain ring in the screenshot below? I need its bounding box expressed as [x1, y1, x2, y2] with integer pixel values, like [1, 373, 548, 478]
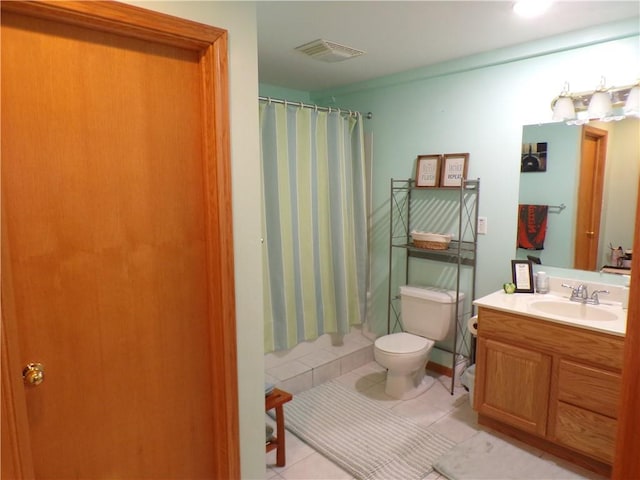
[267, 96, 272, 105]
[314, 104, 318, 112]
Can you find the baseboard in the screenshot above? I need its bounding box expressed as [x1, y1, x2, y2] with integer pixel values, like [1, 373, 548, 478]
[426, 361, 452, 377]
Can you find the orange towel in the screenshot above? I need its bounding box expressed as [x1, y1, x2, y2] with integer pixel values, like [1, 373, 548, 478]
[518, 205, 548, 250]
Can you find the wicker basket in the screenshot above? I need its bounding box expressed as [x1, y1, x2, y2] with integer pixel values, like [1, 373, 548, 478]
[411, 231, 452, 250]
[413, 239, 449, 250]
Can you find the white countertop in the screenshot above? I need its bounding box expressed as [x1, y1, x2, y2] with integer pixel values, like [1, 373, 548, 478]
[473, 289, 627, 337]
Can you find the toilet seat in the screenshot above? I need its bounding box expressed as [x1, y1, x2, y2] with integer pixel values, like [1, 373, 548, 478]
[375, 332, 433, 354]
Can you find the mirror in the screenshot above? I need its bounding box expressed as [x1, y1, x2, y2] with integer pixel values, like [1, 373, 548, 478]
[516, 117, 639, 271]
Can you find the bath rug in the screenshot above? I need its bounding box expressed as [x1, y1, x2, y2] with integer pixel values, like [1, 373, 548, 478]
[278, 380, 455, 480]
[434, 431, 587, 479]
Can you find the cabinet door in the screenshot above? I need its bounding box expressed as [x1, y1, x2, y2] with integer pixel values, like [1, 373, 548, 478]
[477, 338, 551, 436]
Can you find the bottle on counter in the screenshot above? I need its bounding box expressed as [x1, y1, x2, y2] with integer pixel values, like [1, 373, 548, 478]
[612, 246, 624, 267]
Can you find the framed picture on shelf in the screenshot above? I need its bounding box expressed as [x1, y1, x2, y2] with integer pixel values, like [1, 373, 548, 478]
[440, 153, 469, 188]
[511, 260, 534, 293]
[415, 154, 441, 187]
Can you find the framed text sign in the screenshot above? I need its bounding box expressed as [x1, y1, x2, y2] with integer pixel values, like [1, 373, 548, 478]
[440, 153, 469, 188]
[415, 154, 441, 187]
[511, 260, 534, 293]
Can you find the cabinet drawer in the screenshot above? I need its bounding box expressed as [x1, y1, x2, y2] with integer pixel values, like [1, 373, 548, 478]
[558, 360, 620, 418]
[554, 402, 617, 464]
[478, 308, 624, 370]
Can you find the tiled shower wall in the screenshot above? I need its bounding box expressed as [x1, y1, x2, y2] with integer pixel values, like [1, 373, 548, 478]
[264, 327, 375, 394]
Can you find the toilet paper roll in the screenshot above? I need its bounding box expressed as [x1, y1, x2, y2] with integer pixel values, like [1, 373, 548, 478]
[467, 315, 478, 336]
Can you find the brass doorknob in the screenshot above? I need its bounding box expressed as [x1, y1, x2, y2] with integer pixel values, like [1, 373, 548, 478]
[23, 363, 45, 386]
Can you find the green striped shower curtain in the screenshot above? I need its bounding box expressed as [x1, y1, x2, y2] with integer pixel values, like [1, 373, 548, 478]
[260, 101, 367, 353]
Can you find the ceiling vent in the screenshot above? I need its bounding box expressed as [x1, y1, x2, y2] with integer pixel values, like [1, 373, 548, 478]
[295, 39, 365, 63]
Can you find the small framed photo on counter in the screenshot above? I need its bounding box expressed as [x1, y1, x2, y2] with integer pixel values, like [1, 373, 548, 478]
[440, 153, 469, 187]
[415, 154, 441, 187]
[511, 260, 534, 293]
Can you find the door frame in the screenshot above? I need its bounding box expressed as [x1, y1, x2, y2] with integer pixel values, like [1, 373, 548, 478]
[0, 2, 239, 478]
[573, 125, 608, 270]
[613, 178, 640, 478]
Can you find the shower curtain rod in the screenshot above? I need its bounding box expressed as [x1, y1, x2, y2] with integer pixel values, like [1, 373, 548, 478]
[259, 96, 373, 119]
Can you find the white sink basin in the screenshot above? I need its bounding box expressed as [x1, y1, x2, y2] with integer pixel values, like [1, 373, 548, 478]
[529, 300, 618, 322]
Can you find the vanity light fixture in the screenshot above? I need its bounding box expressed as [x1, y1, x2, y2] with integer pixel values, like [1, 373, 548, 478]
[550, 77, 640, 124]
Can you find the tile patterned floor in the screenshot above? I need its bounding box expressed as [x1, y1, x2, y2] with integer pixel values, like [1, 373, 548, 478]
[265, 361, 607, 480]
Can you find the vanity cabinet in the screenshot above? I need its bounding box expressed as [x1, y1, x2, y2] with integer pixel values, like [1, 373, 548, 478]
[475, 307, 623, 473]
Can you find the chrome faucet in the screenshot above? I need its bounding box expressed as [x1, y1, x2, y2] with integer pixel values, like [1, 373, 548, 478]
[561, 283, 609, 305]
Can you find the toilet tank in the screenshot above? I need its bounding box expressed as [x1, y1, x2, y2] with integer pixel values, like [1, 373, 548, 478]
[399, 285, 464, 341]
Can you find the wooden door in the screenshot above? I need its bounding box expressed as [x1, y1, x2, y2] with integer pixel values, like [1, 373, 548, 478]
[574, 125, 608, 270]
[613, 177, 640, 478]
[1, 2, 238, 479]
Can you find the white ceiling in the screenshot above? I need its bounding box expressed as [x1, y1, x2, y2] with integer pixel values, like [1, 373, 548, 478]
[256, 1, 640, 92]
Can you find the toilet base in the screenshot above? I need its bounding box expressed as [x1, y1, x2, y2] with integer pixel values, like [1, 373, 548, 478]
[384, 369, 436, 400]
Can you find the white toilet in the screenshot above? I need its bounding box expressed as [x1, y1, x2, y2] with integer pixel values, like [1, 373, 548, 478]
[374, 285, 463, 400]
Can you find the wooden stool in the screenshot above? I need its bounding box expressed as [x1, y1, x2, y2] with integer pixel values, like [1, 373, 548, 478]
[265, 388, 292, 467]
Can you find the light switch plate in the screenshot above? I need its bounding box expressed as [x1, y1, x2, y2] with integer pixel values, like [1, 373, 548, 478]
[478, 216, 487, 235]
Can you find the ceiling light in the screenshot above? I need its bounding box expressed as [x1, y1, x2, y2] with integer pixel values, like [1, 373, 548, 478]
[513, 0, 553, 18]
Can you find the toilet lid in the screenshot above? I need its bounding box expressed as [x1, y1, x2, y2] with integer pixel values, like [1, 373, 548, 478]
[375, 332, 432, 354]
